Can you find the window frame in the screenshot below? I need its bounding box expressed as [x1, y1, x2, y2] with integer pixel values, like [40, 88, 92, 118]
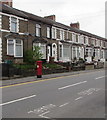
[47, 27, 51, 38]
[10, 17, 18, 33]
[36, 24, 41, 37]
[7, 39, 23, 57]
[60, 30, 64, 40]
[52, 27, 56, 39]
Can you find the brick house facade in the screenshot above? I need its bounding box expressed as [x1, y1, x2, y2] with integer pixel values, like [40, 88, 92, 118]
[0, 2, 107, 64]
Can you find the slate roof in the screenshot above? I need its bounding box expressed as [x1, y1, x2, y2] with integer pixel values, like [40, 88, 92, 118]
[1, 3, 107, 41]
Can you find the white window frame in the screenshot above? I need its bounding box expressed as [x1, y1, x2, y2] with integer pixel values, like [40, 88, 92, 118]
[72, 46, 76, 59]
[52, 27, 56, 39]
[100, 50, 104, 59]
[7, 39, 23, 57]
[72, 33, 76, 42]
[0, 15, 2, 30]
[63, 45, 70, 59]
[47, 27, 50, 38]
[33, 43, 46, 59]
[10, 17, 18, 33]
[76, 34, 79, 43]
[66, 31, 69, 40]
[59, 45, 63, 58]
[36, 24, 41, 37]
[0, 37, 2, 63]
[60, 29, 64, 40]
[77, 47, 80, 58]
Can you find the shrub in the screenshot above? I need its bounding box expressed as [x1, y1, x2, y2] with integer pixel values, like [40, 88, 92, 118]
[24, 46, 43, 64]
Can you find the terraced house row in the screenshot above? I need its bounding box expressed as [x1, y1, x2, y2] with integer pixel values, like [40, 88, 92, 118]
[0, 1, 107, 64]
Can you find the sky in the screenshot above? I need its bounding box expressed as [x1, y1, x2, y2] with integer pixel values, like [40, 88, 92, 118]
[13, 0, 106, 38]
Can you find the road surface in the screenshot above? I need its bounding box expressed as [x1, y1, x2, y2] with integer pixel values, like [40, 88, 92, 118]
[1, 69, 106, 119]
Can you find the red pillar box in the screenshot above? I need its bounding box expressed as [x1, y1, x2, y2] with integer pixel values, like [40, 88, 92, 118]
[36, 61, 42, 78]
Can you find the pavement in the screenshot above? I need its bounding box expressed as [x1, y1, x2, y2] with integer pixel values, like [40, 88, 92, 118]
[1, 68, 105, 87]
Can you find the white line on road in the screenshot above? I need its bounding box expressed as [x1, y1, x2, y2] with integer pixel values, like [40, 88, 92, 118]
[75, 97, 83, 101]
[58, 81, 87, 90]
[39, 111, 50, 119]
[0, 95, 36, 106]
[95, 76, 105, 80]
[87, 92, 93, 95]
[59, 102, 69, 107]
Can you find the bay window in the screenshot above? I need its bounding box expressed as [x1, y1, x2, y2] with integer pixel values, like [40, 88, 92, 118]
[59, 45, 62, 58]
[100, 50, 104, 59]
[33, 43, 46, 59]
[63, 45, 70, 58]
[40, 44, 46, 59]
[77, 47, 80, 58]
[72, 47, 76, 59]
[7, 39, 23, 57]
[15, 40, 23, 57]
[85, 48, 92, 57]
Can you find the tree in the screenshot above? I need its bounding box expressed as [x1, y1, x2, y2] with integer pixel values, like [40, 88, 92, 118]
[24, 46, 43, 64]
[33, 46, 43, 62]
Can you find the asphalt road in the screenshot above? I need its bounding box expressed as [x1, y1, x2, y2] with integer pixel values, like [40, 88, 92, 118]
[1, 69, 106, 119]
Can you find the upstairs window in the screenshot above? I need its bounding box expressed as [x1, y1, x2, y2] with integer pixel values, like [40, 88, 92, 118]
[36, 24, 41, 37]
[84, 36, 86, 44]
[52, 27, 56, 39]
[76, 34, 78, 42]
[47, 27, 50, 38]
[60, 30, 64, 40]
[72, 33, 76, 42]
[11, 17, 18, 32]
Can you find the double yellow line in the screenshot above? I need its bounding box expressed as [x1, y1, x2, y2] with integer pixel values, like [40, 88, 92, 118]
[0, 70, 101, 89]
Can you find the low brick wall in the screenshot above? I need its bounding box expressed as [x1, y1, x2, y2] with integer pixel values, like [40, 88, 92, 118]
[43, 68, 69, 75]
[95, 62, 104, 69]
[85, 63, 94, 70]
[1, 63, 69, 79]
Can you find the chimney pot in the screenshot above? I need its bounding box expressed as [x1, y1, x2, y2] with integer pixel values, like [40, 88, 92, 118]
[1, 0, 13, 7]
[70, 22, 80, 29]
[44, 15, 56, 21]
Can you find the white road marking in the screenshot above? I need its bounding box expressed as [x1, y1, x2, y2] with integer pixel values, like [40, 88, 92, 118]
[95, 88, 101, 91]
[0, 95, 36, 106]
[95, 76, 105, 80]
[28, 104, 56, 114]
[59, 102, 69, 107]
[75, 97, 83, 101]
[78, 88, 102, 96]
[58, 81, 87, 90]
[87, 92, 93, 95]
[39, 111, 50, 119]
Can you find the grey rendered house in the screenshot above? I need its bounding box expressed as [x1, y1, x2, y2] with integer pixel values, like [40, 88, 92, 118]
[0, 1, 107, 64]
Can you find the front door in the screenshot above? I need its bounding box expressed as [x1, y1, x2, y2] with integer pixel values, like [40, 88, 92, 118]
[52, 43, 57, 61]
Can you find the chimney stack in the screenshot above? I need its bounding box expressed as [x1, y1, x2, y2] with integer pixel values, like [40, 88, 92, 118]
[70, 22, 80, 29]
[1, 0, 13, 7]
[44, 15, 56, 21]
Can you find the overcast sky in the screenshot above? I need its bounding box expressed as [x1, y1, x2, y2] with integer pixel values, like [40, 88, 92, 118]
[13, 0, 106, 38]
